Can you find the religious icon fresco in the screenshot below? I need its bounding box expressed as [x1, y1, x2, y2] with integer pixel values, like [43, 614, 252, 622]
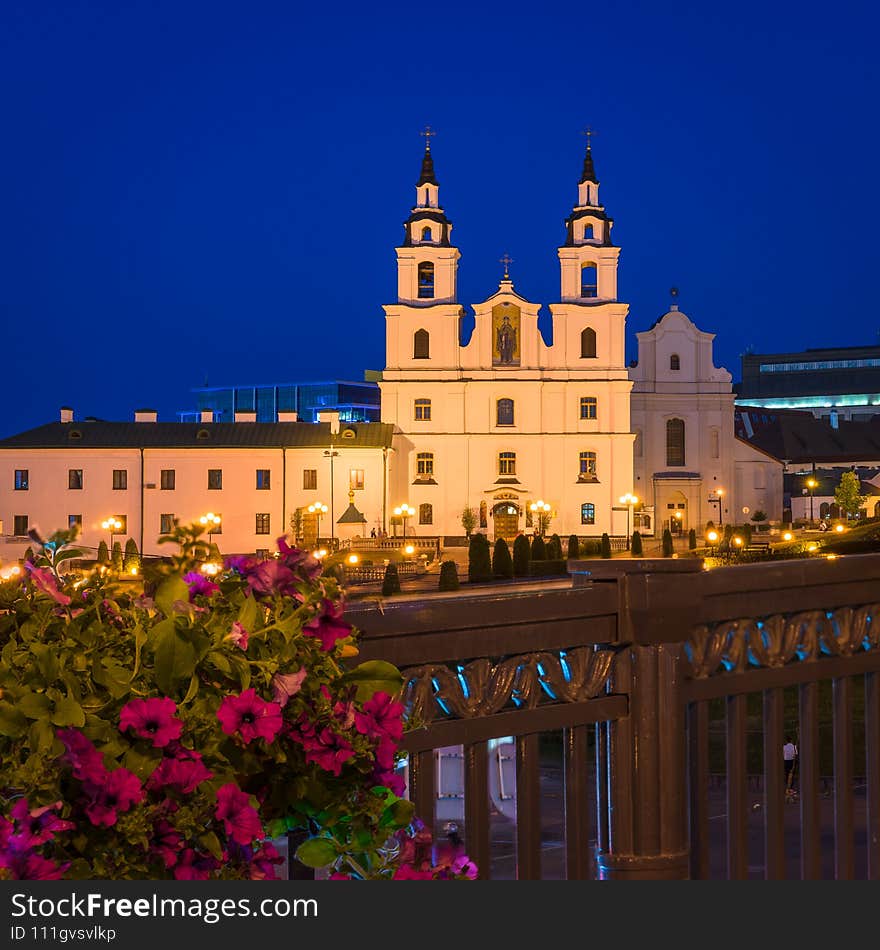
[492, 303, 521, 366]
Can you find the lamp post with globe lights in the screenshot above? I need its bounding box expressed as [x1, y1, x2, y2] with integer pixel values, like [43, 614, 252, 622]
[101, 517, 123, 563]
[199, 512, 221, 547]
[619, 493, 638, 549]
[308, 503, 328, 545]
[709, 488, 724, 526]
[529, 499, 551, 537]
[393, 503, 415, 544]
[805, 477, 817, 525]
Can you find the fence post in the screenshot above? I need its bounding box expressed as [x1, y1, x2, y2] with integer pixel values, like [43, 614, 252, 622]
[596, 641, 689, 879]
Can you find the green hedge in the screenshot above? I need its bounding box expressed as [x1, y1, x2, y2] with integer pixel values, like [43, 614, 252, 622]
[526, 559, 568, 577]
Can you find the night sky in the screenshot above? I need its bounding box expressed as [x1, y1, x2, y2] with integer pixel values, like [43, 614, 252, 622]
[2, 0, 877, 437]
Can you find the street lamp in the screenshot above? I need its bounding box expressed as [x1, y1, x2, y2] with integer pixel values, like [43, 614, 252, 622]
[619, 493, 638, 549]
[308, 503, 328, 544]
[710, 488, 724, 526]
[199, 512, 221, 546]
[101, 517, 122, 563]
[529, 499, 551, 537]
[805, 477, 817, 525]
[323, 449, 340, 548]
[706, 528, 719, 556]
[673, 509, 683, 536]
[393, 503, 414, 543]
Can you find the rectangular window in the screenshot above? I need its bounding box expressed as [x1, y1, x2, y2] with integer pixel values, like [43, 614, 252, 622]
[419, 503, 433, 525]
[303, 469, 317, 490]
[112, 469, 128, 490]
[416, 452, 434, 477]
[414, 398, 432, 421]
[255, 513, 271, 535]
[14, 470, 28, 491]
[160, 514, 175, 535]
[208, 469, 223, 490]
[581, 503, 596, 525]
[13, 515, 28, 536]
[711, 429, 720, 460]
[255, 548, 270, 559]
[160, 469, 176, 490]
[349, 469, 364, 490]
[68, 469, 83, 490]
[498, 452, 516, 476]
[580, 397, 598, 420]
[68, 514, 82, 531]
[256, 469, 271, 490]
[579, 451, 598, 480]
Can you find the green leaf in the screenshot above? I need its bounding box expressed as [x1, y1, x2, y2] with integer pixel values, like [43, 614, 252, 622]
[122, 745, 162, 780]
[153, 622, 197, 695]
[339, 660, 403, 703]
[0, 701, 28, 737]
[29, 718, 58, 753]
[31, 643, 60, 682]
[155, 576, 190, 617]
[198, 832, 223, 861]
[18, 690, 52, 720]
[50, 696, 85, 727]
[182, 672, 200, 704]
[295, 837, 338, 868]
[131, 624, 147, 680]
[238, 594, 259, 632]
[386, 798, 415, 826]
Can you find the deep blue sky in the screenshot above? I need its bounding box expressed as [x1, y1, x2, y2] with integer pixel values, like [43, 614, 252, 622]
[2, 0, 878, 437]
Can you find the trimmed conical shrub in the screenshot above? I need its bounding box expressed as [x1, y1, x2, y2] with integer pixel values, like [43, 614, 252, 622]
[97, 540, 109, 564]
[123, 538, 140, 572]
[513, 534, 530, 576]
[630, 531, 643, 556]
[688, 528, 697, 550]
[381, 562, 401, 596]
[468, 533, 492, 583]
[530, 535, 546, 560]
[567, 534, 580, 559]
[438, 560, 460, 591]
[547, 533, 562, 560]
[600, 533, 612, 559]
[111, 541, 123, 570]
[492, 538, 513, 579]
[662, 529, 674, 558]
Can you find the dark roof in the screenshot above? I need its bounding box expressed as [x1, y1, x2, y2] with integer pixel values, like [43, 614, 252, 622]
[417, 147, 438, 186]
[580, 145, 598, 184]
[782, 467, 880, 497]
[0, 421, 395, 451]
[337, 503, 367, 524]
[735, 408, 880, 463]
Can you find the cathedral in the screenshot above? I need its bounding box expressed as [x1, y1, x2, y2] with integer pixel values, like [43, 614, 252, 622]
[380, 137, 636, 540]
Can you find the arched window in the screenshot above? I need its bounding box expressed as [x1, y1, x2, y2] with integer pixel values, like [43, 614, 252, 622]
[421, 226, 432, 241]
[579, 451, 597, 481]
[416, 452, 434, 477]
[414, 398, 431, 421]
[666, 418, 685, 467]
[580, 263, 598, 298]
[413, 329, 430, 359]
[498, 452, 516, 475]
[583, 224, 594, 240]
[419, 503, 433, 525]
[579, 396, 597, 420]
[581, 327, 597, 359]
[417, 261, 435, 298]
[670, 353, 680, 371]
[496, 398, 514, 426]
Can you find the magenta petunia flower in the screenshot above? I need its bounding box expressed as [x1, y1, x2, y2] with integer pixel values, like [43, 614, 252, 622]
[271, 668, 307, 708]
[276, 538, 322, 581]
[249, 840, 284, 880]
[119, 697, 183, 747]
[24, 563, 71, 606]
[182, 571, 219, 601]
[224, 554, 257, 575]
[149, 820, 183, 869]
[9, 800, 75, 848]
[393, 864, 434, 880]
[355, 691, 405, 743]
[173, 848, 219, 880]
[225, 620, 249, 650]
[82, 767, 144, 827]
[292, 720, 355, 776]
[215, 784, 263, 845]
[245, 559, 303, 600]
[58, 729, 106, 784]
[217, 689, 283, 744]
[303, 599, 352, 652]
[6, 852, 70, 880]
[147, 751, 213, 794]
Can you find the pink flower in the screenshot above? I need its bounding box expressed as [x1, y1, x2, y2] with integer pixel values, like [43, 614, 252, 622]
[246, 560, 303, 600]
[215, 784, 263, 845]
[58, 729, 106, 783]
[150, 820, 183, 869]
[292, 720, 355, 776]
[355, 691, 405, 743]
[451, 854, 479, 879]
[9, 800, 75, 848]
[225, 621, 249, 650]
[217, 689, 283, 745]
[82, 768, 143, 827]
[303, 599, 352, 651]
[330, 872, 354, 880]
[271, 669, 307, 707]
[6, 852, 69, 880]
[393, 864, 434, 880]
[24, 563, 71, 606]
[182, 571, 219, 600]
[276, 538, 323, 581]
[147, 751, 213, 794]
[173, 848, 218, 880]
[249, 840, 284, 880]
[119, 697, 183, 747]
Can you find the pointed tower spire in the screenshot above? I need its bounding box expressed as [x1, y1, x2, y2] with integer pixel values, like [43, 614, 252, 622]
[580, 128, 598, 184]
[417, 126, 438, 185]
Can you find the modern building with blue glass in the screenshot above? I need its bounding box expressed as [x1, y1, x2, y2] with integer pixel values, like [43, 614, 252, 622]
[178, 379, 381, 424]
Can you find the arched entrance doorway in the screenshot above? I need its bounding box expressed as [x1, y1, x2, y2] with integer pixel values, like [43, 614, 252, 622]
[492, 499, 521, 540]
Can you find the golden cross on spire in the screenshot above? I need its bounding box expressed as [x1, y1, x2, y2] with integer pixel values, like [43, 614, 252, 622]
[499, 253, 513, 279]
[582, 126, 596, 150]
[420, 125, 436, 150]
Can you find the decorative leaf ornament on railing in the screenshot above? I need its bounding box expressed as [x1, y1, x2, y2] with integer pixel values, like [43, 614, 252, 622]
[685, 603, 880, 678]
[399, 646, 616, 724]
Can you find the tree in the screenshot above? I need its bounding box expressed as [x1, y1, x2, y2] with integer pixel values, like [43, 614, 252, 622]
[530, 535, 546, 560]
[460, 507, 477, 538]
[688, 528, 697, 551]
[662, 529, 674, 558]
[600, 533, 612, 559]
[123, 538, 140, 572]
[438, 560, 460, 591]
[751, 510, 767, 524]
[547, 533, 562, 559]
[290, 508, 304, 543]
[742, 524, 752, 547]
[468, 533, 492, 583]
[97, 540, 109, 565]
[381, 562, 401, 596]
[834, 471, 866, 520]
[111, 541, 123, 571]
[492, 538, 513, 579]
[513, 534, 530, 576]
[630, 531, 643, 556]
[567, 534, 580, 559]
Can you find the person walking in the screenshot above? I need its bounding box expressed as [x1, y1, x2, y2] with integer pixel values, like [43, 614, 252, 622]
[783, 735, 798, 799]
